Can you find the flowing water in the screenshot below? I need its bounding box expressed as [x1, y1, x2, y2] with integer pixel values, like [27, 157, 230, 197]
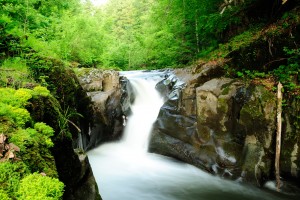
[88, 71, 296, 200]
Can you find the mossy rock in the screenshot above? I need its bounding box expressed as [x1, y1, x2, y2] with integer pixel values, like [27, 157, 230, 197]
[281, 97, 300, 181]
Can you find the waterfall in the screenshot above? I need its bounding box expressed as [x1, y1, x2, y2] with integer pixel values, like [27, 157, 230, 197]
[122, 78, 163, 153]
[88, 71, 288, 200]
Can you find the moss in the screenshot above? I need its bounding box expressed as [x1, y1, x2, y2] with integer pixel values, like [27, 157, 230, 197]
[0, 190, 11, 200]
[217, 98, 229, 115]
[24, 89, 85, 197]
[0, 87, 61, 197]
[43, 66, 93, 139]
[221, 86, 230, 95]
[280, 97, 300, 178]
[0, 161, 30, 198]
[73, 67, 98, 78]
[17, 173, 64, 200]
[239, 85, 276, 147]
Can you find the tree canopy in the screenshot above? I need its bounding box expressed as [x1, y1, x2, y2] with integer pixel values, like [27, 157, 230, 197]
[0, 0, 299, 73]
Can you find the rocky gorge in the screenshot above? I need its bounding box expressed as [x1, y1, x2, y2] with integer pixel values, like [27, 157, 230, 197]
[74, 64, 299, 193]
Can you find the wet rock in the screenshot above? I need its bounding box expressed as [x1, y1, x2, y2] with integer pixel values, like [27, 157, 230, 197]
[149, 64, 298, 186]
[120, 76, 134, 116]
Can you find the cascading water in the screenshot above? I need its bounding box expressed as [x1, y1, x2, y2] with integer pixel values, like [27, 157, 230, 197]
[88, 71, 294, 200]
[121, 78, 163, 152]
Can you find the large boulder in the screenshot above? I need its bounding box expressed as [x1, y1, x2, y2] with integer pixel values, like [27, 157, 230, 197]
[149, 63, 300, 187]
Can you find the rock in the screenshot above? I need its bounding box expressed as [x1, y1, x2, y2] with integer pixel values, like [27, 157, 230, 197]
[281, 98, 300, 183]
[120, 76, 134, 116]
[149, 65, 299, 186]
[76, 69, 129, 150]
[68, 151, 102, 200]
[78, 69, 119, 92]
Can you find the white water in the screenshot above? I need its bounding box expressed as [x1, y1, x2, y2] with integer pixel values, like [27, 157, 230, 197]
[88, 71, 293, 200]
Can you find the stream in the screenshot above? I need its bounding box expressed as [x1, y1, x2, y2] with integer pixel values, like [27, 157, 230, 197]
[88, 71, 297, 200]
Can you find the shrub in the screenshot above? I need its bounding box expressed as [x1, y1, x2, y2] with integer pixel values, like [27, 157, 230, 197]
[17, 173, 64, 200]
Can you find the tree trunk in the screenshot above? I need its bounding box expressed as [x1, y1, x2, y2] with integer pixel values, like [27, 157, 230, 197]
[275, 82, 283, 191]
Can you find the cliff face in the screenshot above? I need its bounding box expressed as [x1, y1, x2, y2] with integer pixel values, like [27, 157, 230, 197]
[149, 63, 299, 187]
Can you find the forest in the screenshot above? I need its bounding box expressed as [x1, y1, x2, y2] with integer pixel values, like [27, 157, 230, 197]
[1, 0, 299, 92]
[0, 0, 299, 199]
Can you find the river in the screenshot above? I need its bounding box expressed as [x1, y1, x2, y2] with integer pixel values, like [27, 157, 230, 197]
[88, 71, 297, 200]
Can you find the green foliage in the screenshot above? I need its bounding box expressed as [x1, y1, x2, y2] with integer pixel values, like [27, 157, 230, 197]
[0, 190, 12, 200]
[0, 87, 32, 107]
[236, 70, 266, 79]
[0, 103, 31, 127]
[273, 47, 300, 93]
[33, 86, 51, 97]
[0, 58, 34, 88]
[12, 128, 57, 177]
[56, 107, 82, 139]
[0, 87, 35, 127]
[34, 122, 54, 137]
[8, 123, 57, 177]
[50, 7, 104, 66]
[9, 129, 34, 150]
[0, 161, 29, 198]
[0, 86, 58, 179]
[0, 0, 80, 58]
[17, 173, 64, 200]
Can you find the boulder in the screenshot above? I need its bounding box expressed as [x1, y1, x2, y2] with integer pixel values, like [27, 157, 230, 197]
[150, 64, 299, 187]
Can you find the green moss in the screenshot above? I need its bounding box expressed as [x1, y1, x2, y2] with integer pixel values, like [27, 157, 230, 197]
[33, 86, 51, 97]
[221, 86, 230, 95]
[17, 173, 64, 200]
[73, 67, 95, 78]
[217, 97, 229, 113]
[0, 190, 12, 200]
[0, 86, 60, 197]
[0, 161, 29, 198]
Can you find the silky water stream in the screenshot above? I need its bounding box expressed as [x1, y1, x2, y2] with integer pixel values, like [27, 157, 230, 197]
[88, 71, 296, 200]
